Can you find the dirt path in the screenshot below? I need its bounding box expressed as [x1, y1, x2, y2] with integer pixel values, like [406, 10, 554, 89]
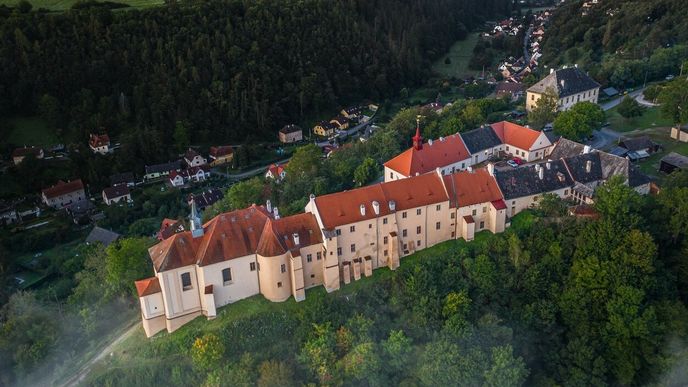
[59, 321, 140, 387]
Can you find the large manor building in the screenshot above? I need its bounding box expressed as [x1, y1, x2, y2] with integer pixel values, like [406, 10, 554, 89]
[135, 125, 651, 337]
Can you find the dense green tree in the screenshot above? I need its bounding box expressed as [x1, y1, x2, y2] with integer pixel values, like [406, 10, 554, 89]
[528, 89, 558, 129]
[554, 101, 604, 139]
[173, 121, 190, 153]
[257, 360, 295, 387]
[104, 237, 154, 297]
[353, 157, 377, 187]
[617, 96, 645, 119]
[658, 78, 688, 124]
[381, 330, 412, 372]
[204, 177, 265, 220]
[593, 176, 642, 227]
[483, 345, 529, 387]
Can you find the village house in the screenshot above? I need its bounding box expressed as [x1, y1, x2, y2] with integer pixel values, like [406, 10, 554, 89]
[184, 148, 207, 168]
[41, 179, 86, 209]
[278, 125, 303, 143]
[660, 152, 688, 174]
[670, 124, 688, 143]
[66, 199, 97, 224]
[615, 136, 661, 161]
[526, 67, 601, 112]
[495, 82, 525, 101]
[208, 146, 234, 167]
[102, 185, 132, 205]
[189, 189, 224, 211]
[85, 226, 121, 247]
[329, 116, 350, 130]
[340, 106, 362, 119]
[144, 161, 182, 181]
[157, 218, 185, 241]
[12, 146, 44, 165]
[169, 166, 210, 187]
[89, 133, 110, 154]
[265, 163, 288, 181]
[0, 201, 18, 225]
[109, 172, 136, 188]
[421, 102, 445, 115]
[313, 121, 338, 137]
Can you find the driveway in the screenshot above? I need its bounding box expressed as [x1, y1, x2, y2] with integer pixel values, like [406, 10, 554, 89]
[600, 88, 645, 111]
[587, 127, 622, 150]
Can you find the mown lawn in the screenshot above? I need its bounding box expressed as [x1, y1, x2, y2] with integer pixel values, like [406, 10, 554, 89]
[629, 127, 688, 181]
[432, 33, 480, 79]
[606, 106, 673, 133]
[0, 0, 163, 11]
[4, 116, 59, 146]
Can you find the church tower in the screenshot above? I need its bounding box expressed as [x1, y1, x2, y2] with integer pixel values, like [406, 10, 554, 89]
[412, 115, 423, 150]
[189, 195, 204, 238]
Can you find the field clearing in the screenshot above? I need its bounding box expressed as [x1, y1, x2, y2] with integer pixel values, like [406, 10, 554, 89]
[0, 0, 163, 11]
[606, 106, 673, 133]
[432, 33, 480, 79]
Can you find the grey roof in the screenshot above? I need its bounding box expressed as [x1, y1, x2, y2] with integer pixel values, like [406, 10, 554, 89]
[548, 138, 587, 160]
[562, 153, 604, 184]
[563, 151, 651, 189]
[661, 152, 688, 169]
[103, 185, 130, 200]
[603, 87, 619, 96]
[527, 67, 600, 98]
[190, 189, 225, 209]
[460, 126, 503, 154]
[86, 226, 120, 247]
[145, 160, 182, 175]
[618, 136, 655, 152]
[110, 172, 135, 186]
[608, 146, 629, 157]
[495, 159, 574, 200]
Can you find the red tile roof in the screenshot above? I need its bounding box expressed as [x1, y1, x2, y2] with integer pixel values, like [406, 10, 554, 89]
[256, 213, 323, 257]
[135, 277, 161, 297]
[313, 172, 449, 229]
[158, 218, 184, 240]
[12, 146, 43, 158]
[384, 134, 470, 177]
[42, 179, 85, 199]
[89, 133, 110, 148]
[490, 121, 542, 151]
[209, 146, 233, 158]
[491, 199, 507, 210]
[442, 169, 503, 208]
[267, 163, 287, 177]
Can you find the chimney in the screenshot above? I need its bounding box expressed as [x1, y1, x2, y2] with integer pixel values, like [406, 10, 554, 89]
[293, 232, 300, 246]
[550, 68, 554, 74]
[372, 201, 380, 215]
[487, 163, 495, 176]
[360, 204, 366, 216]
[439, 136, 445, 142]
[273, 207, 280, 219]
[583, 145, 591, 154]
[428, 139, 433, 146]
[538, 167, 544, 180]
[546, 161, 551, 170]
[309, 193, 315, 204]
[586, 160, 592, 173]
[389, 200, 396, 211]
[266, 199, 272, 214]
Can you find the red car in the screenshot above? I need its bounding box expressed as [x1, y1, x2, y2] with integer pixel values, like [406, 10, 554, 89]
[512, 157, 524, 165]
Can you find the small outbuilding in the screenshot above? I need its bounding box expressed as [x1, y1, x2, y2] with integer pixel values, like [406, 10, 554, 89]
[659, 152, 688, 174]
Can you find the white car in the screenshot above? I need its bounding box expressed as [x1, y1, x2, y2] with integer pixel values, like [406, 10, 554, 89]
[507, 160, 519, 168]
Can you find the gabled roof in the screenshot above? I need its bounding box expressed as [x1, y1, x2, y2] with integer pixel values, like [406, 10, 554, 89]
[279, 124, 302, 135]
[42, 179, 84, 199]
[490, 121, 546, 151]
[89, 133, 110, 148]
[314, 172, 448, 229]
[86, 226, 120, 247]
[548, 138, 587, 160]
[661, 152, 688, 169]
[110, 172, 135, 186]
[149, 232, 202, 272]
[185, 148, 202, 161]
[191, 189, 224, 209]
[618, 136, 655, 152]
[383, 134, 470, 177]
[442, 169, 503, 208]
[267, 163, 287, 177]
[135, 277, 161, 297]
[527, 67, 600, 98]
[495, 160, 574, 199]
[103, 185, 130, 200]
[209, 146, 233, 158]
[12, 146, 43, 158]
[256, 213, 322, 257]
[460, 126, 503, 154]
[158, 218, 184, 240]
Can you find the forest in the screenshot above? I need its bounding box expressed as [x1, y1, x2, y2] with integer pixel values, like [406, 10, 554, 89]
[0, 0, 512, 161]
[60, 173, 688, 386]
[541, 0, 688, 87]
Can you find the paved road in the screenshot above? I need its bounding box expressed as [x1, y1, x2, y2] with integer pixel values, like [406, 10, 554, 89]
[600, 88, 645, 111]
[211, 157, 292, 181]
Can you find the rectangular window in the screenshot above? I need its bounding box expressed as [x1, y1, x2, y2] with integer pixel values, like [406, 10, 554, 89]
[384, 250, 388, 256]
[416, 209, 421, 215]
[390, 172, 393, 179]
[402, 212, 407, 219]
[383, 218, 388, 225]
[402, 229, 407, 237]
[336, 229, 341, 236]
[472, 209, 477, 216]
[451, 232, 455, 238]
[250, 262, 256, 271]
[181, 272, 192, 291]
[337, 247, 342, 256]
[480, 221, 485, 229]
[307, 254, 312, 263]
[350, 226, 355, 232]
[368, 223, 372, 229]
[281, 264, 286, 273]
[416, 226, 421, 234]
[222, 268, 232, 286]
[277, 282, 282, 288]
[436, 222, 441, 230]
[416, 240, 421, 247]
[564, 190, 569, 196]
[383, 236, 388, 244]
[317, 252, 322, 260]
[350, 244, 356, 252]
[483, 206, 487, 213]
[451, 213, 455, 219]
[436, 204, 441, 211]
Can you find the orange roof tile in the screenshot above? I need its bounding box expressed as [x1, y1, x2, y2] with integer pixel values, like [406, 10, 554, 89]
[442, 169, 504, 208]
[135, 277, 161, 297]
[384, 134, 470, 177]
[314, 172, 449, 229]
[42, 179, 85, 199]
[256, 213, 322, 257]
[490, 121, 542, 151]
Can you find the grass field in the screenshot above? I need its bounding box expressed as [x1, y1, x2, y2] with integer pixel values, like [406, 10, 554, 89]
[627, 127, 688, 181]
[4, 116, 60, 146]
[607, 106, 673, 133]
[0, 0, 163, 11]
[432, 33, 480, 79]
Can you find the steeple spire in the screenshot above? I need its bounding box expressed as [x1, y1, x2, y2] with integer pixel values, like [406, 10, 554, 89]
[412, 115, 423, 150]
[189, 195, 204, 238]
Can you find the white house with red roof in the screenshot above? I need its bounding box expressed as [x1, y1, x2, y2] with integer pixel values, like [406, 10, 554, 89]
[41, 179, 86, 209]
[169, 166, 210, 187]
[89, 133, 110, 154]
[265, 163, 288, 181]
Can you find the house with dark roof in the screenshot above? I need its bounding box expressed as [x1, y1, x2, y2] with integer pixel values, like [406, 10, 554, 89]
[12, 146, 44, 165]
[313, 121, 338, 137]
[660, 152, 688, 174]
[86, 226, 121, 247]
[618, 136, 660, 160]
[495, 159, 574, 217]
[495, 82, 525, 101]
[209, 146, 234, 166]
[526, 67, 601, 112]
[102, 185, 132, 205]
[109, 172, 136, 187]
[278, 125, 303, 143]
[157, 218, 185, 241]
[189, 189, 224, 210]
[144, 161, 182, 181]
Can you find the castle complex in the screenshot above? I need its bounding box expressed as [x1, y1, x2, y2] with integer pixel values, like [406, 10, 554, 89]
[134, 122, 651, 337]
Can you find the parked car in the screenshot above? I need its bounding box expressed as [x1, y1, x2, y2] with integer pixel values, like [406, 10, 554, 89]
[512, 157, 524, 165]
[666, 75, 675, 81]
[507, 160, 519, 168]
[543, 123, 553, 132]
